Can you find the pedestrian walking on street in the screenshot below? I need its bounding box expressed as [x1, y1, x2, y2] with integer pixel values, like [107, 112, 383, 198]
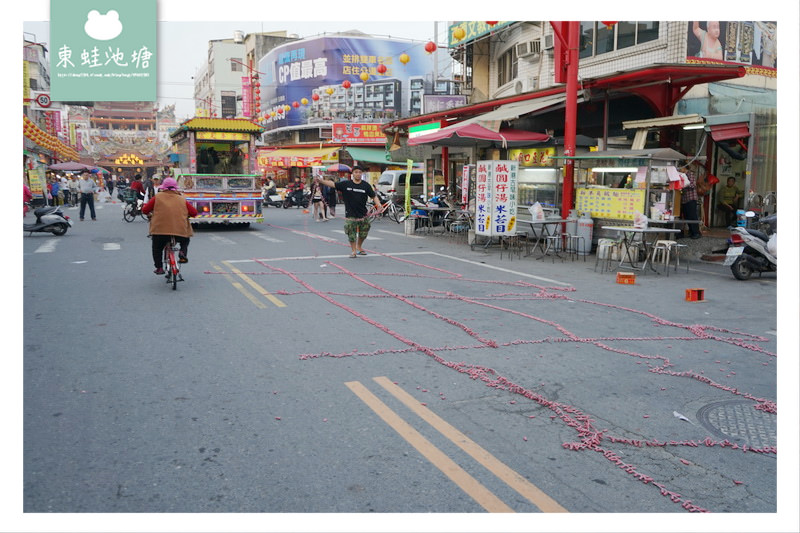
[309, 177, 328, 221]
[317, 165, 382, 258]
[323, 182, 337, 218]
[679, 168, 702, 239]
[68, 176, 79, 207]
[78, 171, 98, 221]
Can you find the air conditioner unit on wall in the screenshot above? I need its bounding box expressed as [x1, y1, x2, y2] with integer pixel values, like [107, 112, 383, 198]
[542, 34, 554, 50]
[516, 40, 541, 59]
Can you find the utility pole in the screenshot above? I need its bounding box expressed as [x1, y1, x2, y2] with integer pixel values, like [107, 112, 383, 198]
[550, 21, 580, 219]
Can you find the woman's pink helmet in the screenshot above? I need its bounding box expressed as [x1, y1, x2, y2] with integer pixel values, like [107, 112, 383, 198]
[159, 177, 179, 190]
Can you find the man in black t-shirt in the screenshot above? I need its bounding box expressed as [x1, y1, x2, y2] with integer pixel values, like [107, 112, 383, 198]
[317, 166, 382, 258]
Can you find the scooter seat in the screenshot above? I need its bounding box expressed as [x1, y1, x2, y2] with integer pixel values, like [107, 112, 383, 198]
[747, 229, 769, 242]
[34, 206, 57, 217]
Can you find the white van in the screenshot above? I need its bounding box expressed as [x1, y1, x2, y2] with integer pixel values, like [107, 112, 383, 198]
[376, 170, 425, 199]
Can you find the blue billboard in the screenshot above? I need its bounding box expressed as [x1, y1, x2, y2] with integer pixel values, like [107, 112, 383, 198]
[257, 36, 437, 131]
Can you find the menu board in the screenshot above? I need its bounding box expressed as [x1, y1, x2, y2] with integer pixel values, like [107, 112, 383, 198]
[475, 160, 518, 236]
[576, 188, 645, 220]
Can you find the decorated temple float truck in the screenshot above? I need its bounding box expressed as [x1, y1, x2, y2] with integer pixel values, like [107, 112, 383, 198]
[169, 118, 265, 226]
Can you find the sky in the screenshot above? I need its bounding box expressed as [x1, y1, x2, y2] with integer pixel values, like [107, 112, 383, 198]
[22, 18, 450, 120]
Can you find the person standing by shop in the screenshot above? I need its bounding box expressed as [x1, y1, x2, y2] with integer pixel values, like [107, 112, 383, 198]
[717, 177, 742, 227]
[317, 166, 382, 257]
[78, 171, 98, 221]
[679, 169, 702, 239]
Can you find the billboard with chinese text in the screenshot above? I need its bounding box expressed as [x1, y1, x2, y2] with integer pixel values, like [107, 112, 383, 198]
[257, 36, 436, 131]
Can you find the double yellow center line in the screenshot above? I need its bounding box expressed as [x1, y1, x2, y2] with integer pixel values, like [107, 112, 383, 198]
[346, 376, 568, 513]
[212, 261, 286, 308]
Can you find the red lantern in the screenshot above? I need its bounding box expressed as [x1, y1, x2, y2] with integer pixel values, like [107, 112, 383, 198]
[292, 101, 300, 108]
[276, 107, 284, 114]
[342, 80, 351, 89]
[376, 63, 387, 74]
[311, 93, 320, 101]
[601, 21, 618, 29]
[424, 41, 436, 54]
[486, 21, 498, 27]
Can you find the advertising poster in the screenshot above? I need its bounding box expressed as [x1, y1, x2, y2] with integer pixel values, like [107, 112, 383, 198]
[686, 21, 777, 71]
[258, 36, 435, 131]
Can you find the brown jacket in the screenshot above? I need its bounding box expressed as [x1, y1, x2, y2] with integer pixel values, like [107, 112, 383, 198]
[143, 190, 196, 238]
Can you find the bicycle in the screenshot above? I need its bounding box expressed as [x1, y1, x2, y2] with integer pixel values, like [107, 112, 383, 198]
[162, 236, 183, 290]
[122, 193, 150, 222]
[367, 192, 406, 223]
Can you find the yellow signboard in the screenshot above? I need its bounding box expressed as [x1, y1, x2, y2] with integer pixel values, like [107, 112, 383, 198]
[196, 131, 249, 141]
[508, 147, 555, 167]
[576, 188, 645, 220]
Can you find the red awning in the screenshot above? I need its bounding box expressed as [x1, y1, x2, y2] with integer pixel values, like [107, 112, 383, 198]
[708, 122, 750, 142]
[408, 122, 549, 147]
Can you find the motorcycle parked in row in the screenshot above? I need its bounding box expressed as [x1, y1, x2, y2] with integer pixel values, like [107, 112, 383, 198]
[723, 211, 777, 280]
[24, 205, 73, 236]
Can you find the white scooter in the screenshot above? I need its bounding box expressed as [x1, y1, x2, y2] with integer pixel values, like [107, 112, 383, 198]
[723, 212, 777, 280]
[23, 205, 73, 236]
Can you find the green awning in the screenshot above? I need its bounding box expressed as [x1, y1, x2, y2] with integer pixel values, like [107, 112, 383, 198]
[345, 147, 392, 164]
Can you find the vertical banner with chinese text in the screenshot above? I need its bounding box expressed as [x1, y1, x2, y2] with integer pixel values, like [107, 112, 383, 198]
[475, 160, 518, 237]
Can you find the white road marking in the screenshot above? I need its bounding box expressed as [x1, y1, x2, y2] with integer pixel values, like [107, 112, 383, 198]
[34, 239, 59, 253]
[103, 243, 121, 250]
[225, 251, 571, 286]
[375, 229, 424, 239]
[251, 233, 284, 243]
[207, 233, 237, 245]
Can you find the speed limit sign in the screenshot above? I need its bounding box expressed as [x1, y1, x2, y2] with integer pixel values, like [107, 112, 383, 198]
[35, 93, 51, 108]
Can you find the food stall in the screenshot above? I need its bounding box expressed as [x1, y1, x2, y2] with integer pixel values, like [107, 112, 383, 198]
[553, 148, 689, 249]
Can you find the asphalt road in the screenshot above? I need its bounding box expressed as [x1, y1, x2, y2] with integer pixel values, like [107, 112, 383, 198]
[18, 200, 790, 531]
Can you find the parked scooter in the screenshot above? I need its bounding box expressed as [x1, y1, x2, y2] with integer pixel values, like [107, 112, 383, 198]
[283, 188, 310, 209]
[24, 205, 73, 236]
[723, 211, 776, 280]
[262, 187, 283, 208]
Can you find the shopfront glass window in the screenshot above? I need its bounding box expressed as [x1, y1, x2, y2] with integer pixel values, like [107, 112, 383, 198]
[579, 21, 594, 58]
[638, 21, 659, 44]
[617, 22, 637, 49]
[596, 23, 614, 54]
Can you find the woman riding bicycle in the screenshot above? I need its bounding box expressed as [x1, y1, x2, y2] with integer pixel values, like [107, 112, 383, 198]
[141, 177, 198, 275]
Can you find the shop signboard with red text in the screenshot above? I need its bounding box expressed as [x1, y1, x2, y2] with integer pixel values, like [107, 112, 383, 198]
[475, 160, 518, 237]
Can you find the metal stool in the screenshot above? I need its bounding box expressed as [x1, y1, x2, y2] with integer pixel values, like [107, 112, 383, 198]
[564, 233, 586, 262]
[541, 234, 564, 263]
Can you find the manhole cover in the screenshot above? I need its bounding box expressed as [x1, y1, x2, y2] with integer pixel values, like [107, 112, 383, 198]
[696, 400, 777, 449]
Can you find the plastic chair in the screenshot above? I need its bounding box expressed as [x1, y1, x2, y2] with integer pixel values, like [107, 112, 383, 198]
[651, 240, 688, 276]
[594, 238, 619, 273]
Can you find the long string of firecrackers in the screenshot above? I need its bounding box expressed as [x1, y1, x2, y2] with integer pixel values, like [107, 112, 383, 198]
[206, 236, 774, 512]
